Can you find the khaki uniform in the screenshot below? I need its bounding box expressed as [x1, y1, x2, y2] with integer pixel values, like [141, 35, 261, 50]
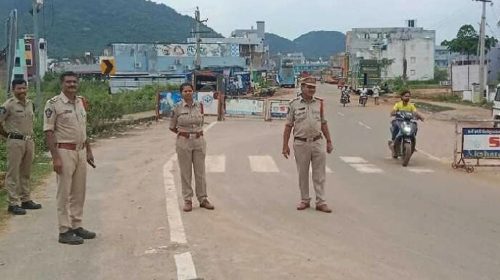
[43, 93, 88, 233]
[286, 96, 327, 205]
[0, 97, 35, 206]
[169, 101, 208, 202]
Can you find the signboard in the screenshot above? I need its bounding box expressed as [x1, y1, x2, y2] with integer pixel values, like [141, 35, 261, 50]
[157, 91, 218, 116]
[462, 128, 500, 159]
[225, 99, 264, 116]
[100, 57, 116, 75]
[269, 100, 289, 119]
[155, 43, 239, 57]
[197, 91, 218, 115]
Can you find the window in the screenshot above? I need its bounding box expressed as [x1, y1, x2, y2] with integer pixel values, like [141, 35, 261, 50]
[410, 57, 416, 64]
[14, 57, 20, 67]
[26, 59, 33, 66]
[410, 70, 416, 76]
[495, 88, 500, 101]
[364, 33, 370, 39]
[25, 44, 31, 51]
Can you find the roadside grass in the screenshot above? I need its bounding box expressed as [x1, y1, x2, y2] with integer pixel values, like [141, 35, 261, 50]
[414, 102, 455, 113]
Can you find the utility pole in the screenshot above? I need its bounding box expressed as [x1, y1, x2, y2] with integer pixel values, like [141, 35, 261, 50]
[193, 7, 208, 71]
[32, 0, 43, 112]
[476, 0, 491, 101]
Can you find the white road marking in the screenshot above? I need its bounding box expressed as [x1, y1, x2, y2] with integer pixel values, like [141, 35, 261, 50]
[249, 155, 280, 172]
[204, 121, 218, 132]
[309, 166, 333, 173]
[408, 168, 435, 174]
[418, 149, 445, 162]
[350, 163, 384, 173]
[175, 252, 198, 280]
[358, 121, 372, 130]
[337, 112, 345, 117]
[340, 156, 368, 164]
[206, 155, 225, 173]
[163, 157, 187, 244]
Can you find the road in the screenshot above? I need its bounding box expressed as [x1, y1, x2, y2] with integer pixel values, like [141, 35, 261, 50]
[1, 84, 499, 280]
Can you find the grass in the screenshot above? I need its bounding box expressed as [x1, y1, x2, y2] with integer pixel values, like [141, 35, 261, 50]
[414, 102, 455, 113]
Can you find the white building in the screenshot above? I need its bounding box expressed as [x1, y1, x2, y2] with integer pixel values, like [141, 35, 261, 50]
[346, 22, 435, 81]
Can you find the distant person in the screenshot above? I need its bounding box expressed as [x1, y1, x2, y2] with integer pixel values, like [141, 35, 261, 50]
[170, 83, 214, 212]
[44, 72, 96, 245]
[373, 85, 380, 105]
[0, 79, 41, 215]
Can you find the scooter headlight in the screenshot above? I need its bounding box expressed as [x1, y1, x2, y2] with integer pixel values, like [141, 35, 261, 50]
[402, 124, 412, 134]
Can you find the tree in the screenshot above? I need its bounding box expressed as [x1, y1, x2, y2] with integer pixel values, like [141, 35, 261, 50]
[441, 24, 497, 55]
[434, 67, 448, 82]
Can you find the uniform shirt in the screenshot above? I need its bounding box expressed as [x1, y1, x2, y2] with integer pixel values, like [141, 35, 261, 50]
[169, 101, 204, 133]
[0, 97, 34, 136]
[393, 101, 417, 112]
[286, 95, 327, 138]
[43, 92, 87, 145]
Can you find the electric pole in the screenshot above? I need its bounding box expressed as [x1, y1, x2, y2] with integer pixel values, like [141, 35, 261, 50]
[476, 0, 491, 101]
[33, 0, 43, 112]
[193, 7, 208, 71]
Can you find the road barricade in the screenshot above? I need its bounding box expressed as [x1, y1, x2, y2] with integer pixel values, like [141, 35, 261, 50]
[156, 91, 221, 120]
[223, 96, 266, 119]
[452, 120, 500, 172]
[264, 99, 289, 121]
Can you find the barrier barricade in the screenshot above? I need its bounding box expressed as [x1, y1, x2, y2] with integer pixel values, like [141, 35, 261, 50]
[452, 120, 500, 172]
[156, 91, 221, 120]
[264, 99, 290, 121]
[223, 96, 266, 119]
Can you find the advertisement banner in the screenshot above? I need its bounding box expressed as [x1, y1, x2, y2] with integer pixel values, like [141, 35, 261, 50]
[158, 91, 183, 116]
[269, 100, 289, 119]
[197, 92, 218, 115]
[462, 128, 500, 159]
[225, 99, 264, 116]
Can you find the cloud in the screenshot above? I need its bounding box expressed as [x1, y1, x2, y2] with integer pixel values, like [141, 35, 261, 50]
[153, 0, 500, 42]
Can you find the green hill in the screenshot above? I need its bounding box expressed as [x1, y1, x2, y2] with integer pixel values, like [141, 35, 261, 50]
[266, 31, 345, 59]
[0, 0, 220, 58]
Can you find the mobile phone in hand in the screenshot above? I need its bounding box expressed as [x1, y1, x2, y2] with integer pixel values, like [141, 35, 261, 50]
[87, 159, 96, 168]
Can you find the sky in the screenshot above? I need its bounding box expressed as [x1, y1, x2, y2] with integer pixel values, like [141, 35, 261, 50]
[153, 0, 500, 43]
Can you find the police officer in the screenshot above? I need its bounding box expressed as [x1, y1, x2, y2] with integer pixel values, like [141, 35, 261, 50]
[282, 77, 334, 213]
[0, 79, 41, 215]
[44, 72, 96, 245]
[170, 83, 214, 212]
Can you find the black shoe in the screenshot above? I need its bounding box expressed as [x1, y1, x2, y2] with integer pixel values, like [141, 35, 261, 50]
[7, 205, 26, 215]
[21, 200, 42, 210]
[72, 227, 96, 239]
[58, 231, 84, 245]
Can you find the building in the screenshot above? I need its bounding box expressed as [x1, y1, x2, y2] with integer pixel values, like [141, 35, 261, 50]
[23, 35, 48, 80]
[346, 21, 435, 82]
[188, 21, 269, 70]
[435, 45, 458, 69]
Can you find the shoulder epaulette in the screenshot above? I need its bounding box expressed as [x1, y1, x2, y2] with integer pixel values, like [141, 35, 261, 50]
[48, 96, 59, 104]
[314, 97, 323, 101]
[289, 97, 300, 105]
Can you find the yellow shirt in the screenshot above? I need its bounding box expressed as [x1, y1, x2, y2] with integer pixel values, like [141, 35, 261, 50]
[393, 101, 416, 112]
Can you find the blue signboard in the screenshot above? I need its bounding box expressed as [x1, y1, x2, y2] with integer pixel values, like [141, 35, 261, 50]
[462, 128, 500, 159]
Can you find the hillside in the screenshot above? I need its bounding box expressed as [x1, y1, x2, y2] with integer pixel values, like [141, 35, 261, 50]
[0, 0, 220, 58]
[266, 31, 345, 59]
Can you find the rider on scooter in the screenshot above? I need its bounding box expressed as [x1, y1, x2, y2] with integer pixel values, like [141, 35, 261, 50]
[389, 90, 424, 144]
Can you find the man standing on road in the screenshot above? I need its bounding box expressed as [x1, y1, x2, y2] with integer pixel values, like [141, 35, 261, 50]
[282, 77, 334, 213]
[44, 72, 96, 245]
[0, 79, 42, 215]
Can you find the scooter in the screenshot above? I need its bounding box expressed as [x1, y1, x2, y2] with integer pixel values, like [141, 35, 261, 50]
[389, 111, 418, 167]
[340, 91, 350, 107]
[359, 94, 368, 107]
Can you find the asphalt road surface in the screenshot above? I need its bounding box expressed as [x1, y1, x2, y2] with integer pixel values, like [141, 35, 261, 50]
[1, 84, 499, 280]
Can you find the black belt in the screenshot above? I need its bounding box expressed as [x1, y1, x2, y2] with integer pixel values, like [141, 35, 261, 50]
[7, 133, 33, 140]
[294, 135, 322, 142]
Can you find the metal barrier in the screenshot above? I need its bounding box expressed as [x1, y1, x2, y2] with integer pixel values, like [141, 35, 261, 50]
[452, 120, 500, 172]
[264, 99, 290, 121]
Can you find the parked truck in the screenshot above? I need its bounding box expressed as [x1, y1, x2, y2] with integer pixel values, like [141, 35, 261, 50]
[356, 59, 381, 89]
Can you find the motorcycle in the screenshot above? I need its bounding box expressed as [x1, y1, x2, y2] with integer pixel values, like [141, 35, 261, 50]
[340, 91, 350, 107]
[359, 94, 368, 107]
[389, 111, 418, 167]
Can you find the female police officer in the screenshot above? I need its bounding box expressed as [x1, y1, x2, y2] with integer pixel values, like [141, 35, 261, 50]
[169, 83, 214, 212]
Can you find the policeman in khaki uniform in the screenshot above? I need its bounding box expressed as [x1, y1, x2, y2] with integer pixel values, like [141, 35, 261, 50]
[170, 83, 214, 212]
[0, 79, 41, 215]
[43, 72, 96, 245]
[282, 77, 334, 213]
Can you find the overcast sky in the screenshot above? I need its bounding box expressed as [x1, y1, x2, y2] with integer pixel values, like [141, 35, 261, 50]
[154, 0, 500, 43]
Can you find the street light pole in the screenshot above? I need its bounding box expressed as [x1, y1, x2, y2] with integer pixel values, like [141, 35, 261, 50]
[32, 0, 42, 112]
[476, 0, 491, 100]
